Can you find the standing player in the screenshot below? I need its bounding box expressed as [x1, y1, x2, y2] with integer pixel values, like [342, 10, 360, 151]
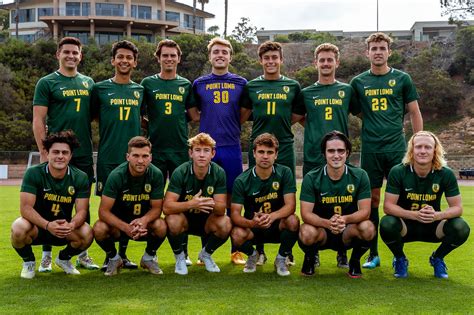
[93, 137, 167, 276]
[163, 133, 231, 275]
[292, 43, 358, 268]
[11, 131, 94, 279]
[92, 40, 144, 269]
[298, 131, 374, 278]
[241, 41, 301, 265]
[381, 131, 470, 279]
[191, 37, 248, 265]
[32, 37, 97, 272]
[350, 32, 423, 269]
[230, 133, 299, 276]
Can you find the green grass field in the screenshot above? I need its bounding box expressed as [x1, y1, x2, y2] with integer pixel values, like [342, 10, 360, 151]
[1, 184, 473, 314]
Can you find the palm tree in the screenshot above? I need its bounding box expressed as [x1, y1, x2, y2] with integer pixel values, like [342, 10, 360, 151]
[198, 0, 209, 11]
[224, 0, 228, 37]
[192, 0, 196, 34]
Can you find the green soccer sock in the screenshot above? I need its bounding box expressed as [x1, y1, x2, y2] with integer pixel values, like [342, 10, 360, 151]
[380, 215, 405, 258]
[58, 244, 82, 260]
[369, 207, 380, 256]
[145, 235, 166, 257]
[118, 238, 129, 258]
[434, 217, 470, 259]
[205, 233, 227, 255]
[298, 239, 316, 257]
[279, 229, 298, 257]
[239, 240, 255, 257]
[14, 245, 35, 262]
[96, 238, 118, 259]
[167, 232, 185, 255]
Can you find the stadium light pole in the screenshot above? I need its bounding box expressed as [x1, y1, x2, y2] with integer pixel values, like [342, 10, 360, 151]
[376, 0, 379, 31]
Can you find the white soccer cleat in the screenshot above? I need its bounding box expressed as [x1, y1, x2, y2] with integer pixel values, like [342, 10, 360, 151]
[174, 252, 188, 275]
[55, 257, 80, 275]
[243, 253, 258, 273]
[274, 256, 290, 276]
[198, 249, 220, 273]
[21, 261, 36, 279]
[76, 254, 100, 270]
[38, 255, 52, 273]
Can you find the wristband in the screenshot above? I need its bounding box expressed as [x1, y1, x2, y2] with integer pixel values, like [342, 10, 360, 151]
[45, 221, 50, 231]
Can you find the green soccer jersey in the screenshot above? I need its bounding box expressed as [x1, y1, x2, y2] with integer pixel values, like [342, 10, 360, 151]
[232, 164, 296, 220]
[294, 81, 358, 166]
[102, 162, 164, 223]
[20, 163, 89, 222]
[300, 164, 371, 219]
[141, 74, 195, 154]
[350, 68, 419, 153]
[242, 76, 301, 143]
[385, 163, 459, 213]
[167, 161, 227, 214]
[92, 79, 144, 165]
[33, 71, 94, 162]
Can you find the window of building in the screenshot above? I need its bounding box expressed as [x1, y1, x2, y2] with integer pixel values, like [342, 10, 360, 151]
[11, 9, 36, 23]
[165, 11, 179, 22]
[64, 31, 89, 44]
[131, 5, 137, 18]
[38, 7, 53, 17]
[137, 6, 151, 19]
[96, 3, 124, 17]
[82, 3, 90, 16]
[66, 2, 81, 16]
[183, 14, 204, 30]
[132, 33, 152, 42]
[95, 32, 123, 45]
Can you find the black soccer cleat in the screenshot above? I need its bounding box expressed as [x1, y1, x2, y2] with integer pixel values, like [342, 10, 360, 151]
[301, 254, 316, 276]
[120, 256, 138, 269]
[347, 259, 362, 279]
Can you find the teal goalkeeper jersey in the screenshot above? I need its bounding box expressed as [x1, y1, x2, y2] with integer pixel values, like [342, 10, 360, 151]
[350, 68, 419, 153]
[92, 79, 144, 165]
[33, 71, 94, 161]
[242, 75, 301, 143]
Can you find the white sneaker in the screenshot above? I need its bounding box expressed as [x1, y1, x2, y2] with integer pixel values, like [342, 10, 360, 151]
[244, 253, 258, 273]
[174, 252, 188, 275]
[185, 255, 193, 266]
[55, 257, 80, 275]
[104, 256, 123, 276]
[274, 256, 290, 276]
[21, 261, 36, 279]
[38, 255, 52, 273]
[76, 254, 99, 270]
[198, 249, 220, 273]
[256, 252, 267, 266]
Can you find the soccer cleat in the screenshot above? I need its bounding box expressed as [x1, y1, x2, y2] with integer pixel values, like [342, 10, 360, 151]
[100, 257, 109, 272]
[337, 251, 349, 268]
[243, 253, 258, 273]
[76, 255, 99, 270]
[140, 256, 163, 275]
[196, 258, 205, 266]
[315, 252, 321, 268]
[174, 252, 188, 275]
[55, 257, 80, 275]
[21, 261, 36, 279]
[301, 254, 315, 276]
[38, 255, 52, 273]
[104, 257, 123, 276]
[286, 253, 296, 267]
[185, 255, 193, 266]
[198, 249, 220, 273]
[256, 252, 267, 266]
[430, 253, 448, 279]
[274, 256, 290, 276]
[392, 256, 409, 278]
[121, 256, 138, 269]
[231, 251, 246, 265]
[362, 255, 380, 269]
[347, 260, 362, 278]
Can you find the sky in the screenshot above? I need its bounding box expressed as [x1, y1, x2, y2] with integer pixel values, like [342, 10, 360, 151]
[180, 0, 451, 33]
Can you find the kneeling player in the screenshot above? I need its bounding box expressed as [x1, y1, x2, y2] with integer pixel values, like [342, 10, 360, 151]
[163, 133, 231, 275]
[93, 137, 167, 276]
[230, 133, 299, 276]
[11, 131, 93, 279]
[381, 131, 470, 279]
[298, 131, 375, 278]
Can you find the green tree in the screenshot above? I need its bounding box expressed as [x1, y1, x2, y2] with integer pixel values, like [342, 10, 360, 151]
[231, 17, 257, 43]
[294, 66, 317, 88]
[207, 25, 220, 36]
[0, 9, 9, 30]
[440, 0, 473, 18]
[454, 25, 474, 84]
[288, 32, 311, 42]
[273, 34, 289, 43]
[309, 32, 338, 47]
